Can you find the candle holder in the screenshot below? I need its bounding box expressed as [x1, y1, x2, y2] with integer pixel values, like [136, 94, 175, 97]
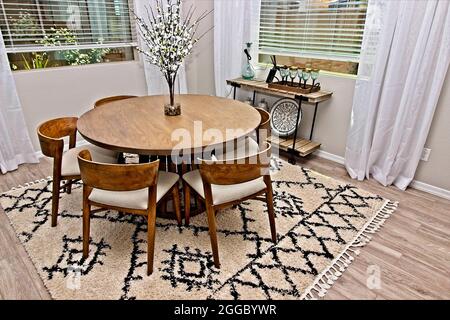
[279, 66, 289, 85]
[269, 67, 321, 94]
[289, 67, 298, 87]
[297, 68, 304, 87]
[302, 68, 311, 89]
[311, 68, 320, 87]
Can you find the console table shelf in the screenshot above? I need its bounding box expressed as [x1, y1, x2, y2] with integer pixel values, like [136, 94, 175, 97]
[226, 78, 333, 103]
[267, 136, 321, 157]
[227, 78, 333, 163]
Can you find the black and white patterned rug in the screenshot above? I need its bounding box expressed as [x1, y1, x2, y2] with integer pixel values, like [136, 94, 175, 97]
[0, 158, 397, 299]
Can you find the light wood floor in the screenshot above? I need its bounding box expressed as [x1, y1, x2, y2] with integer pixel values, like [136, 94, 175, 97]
[0, 155, 449, 300]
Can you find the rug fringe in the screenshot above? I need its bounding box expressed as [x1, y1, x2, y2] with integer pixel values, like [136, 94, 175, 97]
[10, 177, 52, 191]
[301, 199, 398, 300]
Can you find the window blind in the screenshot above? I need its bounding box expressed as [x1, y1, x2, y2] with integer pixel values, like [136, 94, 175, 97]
[0, 0, 136, 53]
[259, 0, 369, 62]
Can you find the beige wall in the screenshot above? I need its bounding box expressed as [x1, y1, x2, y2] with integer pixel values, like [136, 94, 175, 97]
[415, 72, 450, 190]
[14, 61, 148, 150]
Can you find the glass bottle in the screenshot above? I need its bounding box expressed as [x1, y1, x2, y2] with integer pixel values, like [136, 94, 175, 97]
[242, 42, 256, 80]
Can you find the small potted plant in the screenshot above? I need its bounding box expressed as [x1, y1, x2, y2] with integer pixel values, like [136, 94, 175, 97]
[133, 0, 211, 116]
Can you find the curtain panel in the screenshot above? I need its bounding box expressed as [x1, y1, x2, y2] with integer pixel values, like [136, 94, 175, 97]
[0, 33, 38, 174]
[345, 0, 450, 190]
[214, 0, 261, 97]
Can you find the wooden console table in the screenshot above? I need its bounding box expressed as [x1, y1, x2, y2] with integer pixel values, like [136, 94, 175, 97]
[227, 78, 333, 164]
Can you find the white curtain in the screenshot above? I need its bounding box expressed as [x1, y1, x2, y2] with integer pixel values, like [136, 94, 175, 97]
[214, 0, 261, 97]
[345, 0, 450, 190]
[0, 34, 38, 174]
[133, 0, 188, 95]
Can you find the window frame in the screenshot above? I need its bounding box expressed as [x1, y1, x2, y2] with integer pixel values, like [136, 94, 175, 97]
[0, 0, 138, 70]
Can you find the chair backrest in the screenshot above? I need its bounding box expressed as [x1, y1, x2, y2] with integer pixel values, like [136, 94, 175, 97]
[93, 95, 137, 108]
[199, 143, 272, 185]
[37, 117, 78, 158]
[78, 150, 159, 191]
[255, 107, 270, 132]
[255, 108, 271, 146]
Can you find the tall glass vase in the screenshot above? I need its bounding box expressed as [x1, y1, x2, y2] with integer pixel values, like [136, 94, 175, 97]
[164, 73, 181, 116]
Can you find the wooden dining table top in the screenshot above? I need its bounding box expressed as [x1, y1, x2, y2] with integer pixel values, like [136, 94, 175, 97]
[77, 94, 261, 156]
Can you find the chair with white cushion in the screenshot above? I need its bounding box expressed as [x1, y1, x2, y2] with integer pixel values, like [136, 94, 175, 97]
[214, 107, 271, 160]
[37, 117, 118, 227]
[78, 150, 181, 275]
[182, 143, 276, 268]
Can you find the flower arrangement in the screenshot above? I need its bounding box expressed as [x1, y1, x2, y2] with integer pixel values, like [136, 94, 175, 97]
[133, 0, 211, 115]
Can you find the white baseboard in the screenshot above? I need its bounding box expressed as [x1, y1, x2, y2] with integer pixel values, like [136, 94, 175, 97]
[314, 150, 345, 165]
[313, 150, 450, 200]
[409, 180, 450, 200]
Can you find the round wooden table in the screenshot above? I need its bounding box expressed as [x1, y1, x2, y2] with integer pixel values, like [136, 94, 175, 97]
[77, 94, 261, 156]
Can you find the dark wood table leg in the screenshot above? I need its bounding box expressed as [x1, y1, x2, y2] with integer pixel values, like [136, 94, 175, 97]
[117, 153, 126, 164]
[139, 155, 150, 163]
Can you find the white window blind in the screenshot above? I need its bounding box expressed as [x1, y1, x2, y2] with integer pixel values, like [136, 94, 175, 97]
[0, 0, 136, 53]
[259, 0, 369, 62]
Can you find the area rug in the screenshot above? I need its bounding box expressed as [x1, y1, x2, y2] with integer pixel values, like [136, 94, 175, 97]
[0, 158, 397, 300]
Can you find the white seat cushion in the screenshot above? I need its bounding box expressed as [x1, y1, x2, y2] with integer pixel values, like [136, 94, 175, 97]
[88, 171, 179, 210]
[182, 170, 266, 206]
[214, 137, 259, 160]
[61, 144, 117, 177]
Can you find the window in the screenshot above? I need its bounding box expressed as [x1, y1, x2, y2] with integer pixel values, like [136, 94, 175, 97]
[258, 0, 368, 75]
[0, 0, 136, 71]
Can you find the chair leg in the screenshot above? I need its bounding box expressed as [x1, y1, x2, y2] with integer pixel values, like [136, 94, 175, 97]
[205, 204, 220, 268]
[82, 198, 91, 259]
[172, 185, 182, 226]
[265, 189, 277, 243]
[147, 207, 157, 275]
[117, 152, 126, 164]
[65, 179, 72, 194]
[183, 182, 191, 226]
[51, 176, 61, 227]
[163, 199, 168, 213]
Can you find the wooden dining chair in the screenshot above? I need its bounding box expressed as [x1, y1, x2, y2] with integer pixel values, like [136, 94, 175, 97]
[37, 117, 118, 227]
[93, 95, 137, 108]
[182, 143, 276, 268]
[255, 107, 271, 146]
[214, 107, 271, 160]
[77, 150, 181, 275]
